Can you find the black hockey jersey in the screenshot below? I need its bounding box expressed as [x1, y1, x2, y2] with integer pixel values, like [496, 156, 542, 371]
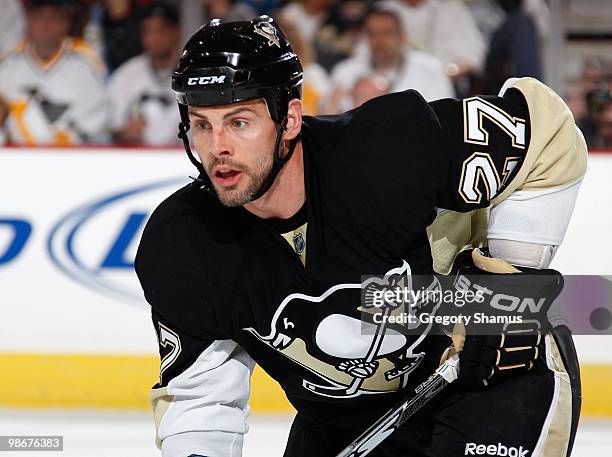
[135, 78, 586, 453]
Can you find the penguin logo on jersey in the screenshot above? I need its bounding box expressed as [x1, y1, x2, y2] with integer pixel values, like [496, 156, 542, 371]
[244, 262, 442, 398]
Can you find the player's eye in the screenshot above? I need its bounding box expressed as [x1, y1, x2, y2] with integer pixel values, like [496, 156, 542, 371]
[194, 121, 211, 131]
[232, 119, 248, 129]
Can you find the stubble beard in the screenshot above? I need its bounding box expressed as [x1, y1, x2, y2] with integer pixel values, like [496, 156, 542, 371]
[211, 152, 273, 207]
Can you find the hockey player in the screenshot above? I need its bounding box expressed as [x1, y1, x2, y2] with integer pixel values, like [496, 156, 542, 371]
[135, 16, 585, 457]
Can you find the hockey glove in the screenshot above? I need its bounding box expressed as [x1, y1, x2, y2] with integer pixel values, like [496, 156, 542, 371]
[446, 249, 563, 387]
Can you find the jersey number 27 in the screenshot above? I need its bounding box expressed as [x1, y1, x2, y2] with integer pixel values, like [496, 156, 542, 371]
[459, 97, 526, 204]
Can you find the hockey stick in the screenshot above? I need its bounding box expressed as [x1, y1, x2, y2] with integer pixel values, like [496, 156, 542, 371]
[335, 354, 460, 457]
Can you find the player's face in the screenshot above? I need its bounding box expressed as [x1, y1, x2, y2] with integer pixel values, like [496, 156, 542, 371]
[189, 99, 277, 207]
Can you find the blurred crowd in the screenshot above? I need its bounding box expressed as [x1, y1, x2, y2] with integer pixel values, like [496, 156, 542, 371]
[0, 0, 608, 148]
[567, 57, 612, 149]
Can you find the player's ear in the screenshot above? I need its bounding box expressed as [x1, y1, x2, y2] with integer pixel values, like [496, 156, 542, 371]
[283, 99, 303, 141]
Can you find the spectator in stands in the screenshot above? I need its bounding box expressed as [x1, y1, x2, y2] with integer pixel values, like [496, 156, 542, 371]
[568, 57, 611, 143]
[0, 0, 107, 146]
[315, 0, 371, 71]
[107, 3, 181, 146]
[102, 0, 144, 72]
[580, 79, 612, 148]
[0, 0, 25, 59]
[482, 0, 541, 94]
[329, 7, 454, 112]
[351, 74, 390, 107]
[280, 0, 334, 46]
[378, 0, 485, 93]
[597, 99, 612, 148]
[276, 16, 332, 115]
[468, 0, 550, 43]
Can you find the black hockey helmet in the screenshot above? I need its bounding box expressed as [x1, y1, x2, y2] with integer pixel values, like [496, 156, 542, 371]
[172, 16, 303, 198]
[173, 15, 302, 121]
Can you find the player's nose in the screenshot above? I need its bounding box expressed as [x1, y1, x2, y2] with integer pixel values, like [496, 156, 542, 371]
[209, 128, 233, 157]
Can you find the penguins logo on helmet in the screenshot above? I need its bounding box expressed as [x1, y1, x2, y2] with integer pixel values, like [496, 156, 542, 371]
[253, 22, 281, 48]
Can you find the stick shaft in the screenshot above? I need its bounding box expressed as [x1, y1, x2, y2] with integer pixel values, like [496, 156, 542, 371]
[335, 355, 460, 457]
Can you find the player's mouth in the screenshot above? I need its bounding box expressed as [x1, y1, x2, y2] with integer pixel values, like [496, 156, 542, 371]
[213, 167, 243, 187]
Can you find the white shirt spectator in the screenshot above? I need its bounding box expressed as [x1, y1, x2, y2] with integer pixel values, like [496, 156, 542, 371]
[331, 49, 455, 110]
[107, 54, 180, 146]
[0, 38, 107, 145]
[379, 0, 486, 74]
[280, 2, 326, 46]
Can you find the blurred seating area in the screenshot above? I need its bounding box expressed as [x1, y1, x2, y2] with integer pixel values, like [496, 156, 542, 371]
[0, 0, 611, 147]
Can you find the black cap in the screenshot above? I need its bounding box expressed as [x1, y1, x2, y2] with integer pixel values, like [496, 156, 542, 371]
[26, 0, 75, 11]
[142, 2, 180, 25]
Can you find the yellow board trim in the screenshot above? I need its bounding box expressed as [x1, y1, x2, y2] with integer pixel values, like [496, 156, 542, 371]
[0, 353, 608, 417]
[0, 353, 292, 412]
[580, 364, 612, 418]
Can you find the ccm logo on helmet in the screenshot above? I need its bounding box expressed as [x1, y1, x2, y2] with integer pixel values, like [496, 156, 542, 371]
[187, 75, 226, 86]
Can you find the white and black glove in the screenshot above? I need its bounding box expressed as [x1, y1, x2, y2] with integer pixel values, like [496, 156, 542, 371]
[448, 249, 563, 387]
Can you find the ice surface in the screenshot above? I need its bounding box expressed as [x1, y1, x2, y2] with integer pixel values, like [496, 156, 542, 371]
[0, 409, 608, 456]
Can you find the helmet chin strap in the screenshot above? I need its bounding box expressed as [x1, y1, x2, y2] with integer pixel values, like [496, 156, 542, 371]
[178, 116, 300, 203]
[250, 117, 299, 202]
[178, 121, 205, 172]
